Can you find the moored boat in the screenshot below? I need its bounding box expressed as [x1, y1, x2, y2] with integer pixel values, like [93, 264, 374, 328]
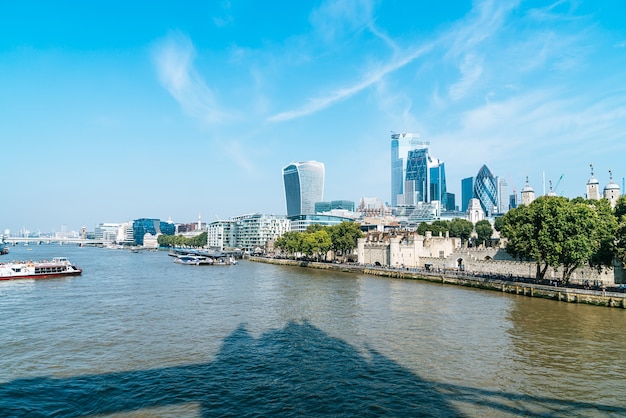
[0, 257, 82, 280]
[174, 255, 214, 265]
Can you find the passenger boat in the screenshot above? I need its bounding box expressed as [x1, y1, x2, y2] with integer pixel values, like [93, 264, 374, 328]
[174, 255, 214, 265]
[174, 255, 237, 266]
[0, 257, 82, 280]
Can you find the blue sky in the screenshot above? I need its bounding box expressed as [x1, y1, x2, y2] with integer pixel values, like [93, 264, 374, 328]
[1, 0, 625, 234]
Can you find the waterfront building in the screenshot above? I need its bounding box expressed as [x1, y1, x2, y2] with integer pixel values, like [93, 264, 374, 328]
[461, 177, 474, 212]
[466, 198, 485, 224]
[474, 165, 498, 216]
[520, 177, 535, 205]
[283, 161, 325, 217]
[231, 213, 291, 253]
[391, 133, 429, 207]
[94, 222, 125, 244]
[132, 218, 175, 246]
[357, 230, 461, 269]
[586, 164, 600, 200]
[207, 220, 235, 249]
[603, 170, 621, 208]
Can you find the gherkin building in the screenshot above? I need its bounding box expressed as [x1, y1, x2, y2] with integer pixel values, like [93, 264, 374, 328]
[474, 165, 498, 216]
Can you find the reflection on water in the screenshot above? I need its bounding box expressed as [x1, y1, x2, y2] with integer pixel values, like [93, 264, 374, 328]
[0, 246, 625, 416]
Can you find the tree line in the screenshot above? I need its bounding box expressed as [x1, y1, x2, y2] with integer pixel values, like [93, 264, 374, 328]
[416, 218, 494, 246]
[274, 222, 363, 262]
[157, 232, 208, 248]
[496, 195, 626, 284]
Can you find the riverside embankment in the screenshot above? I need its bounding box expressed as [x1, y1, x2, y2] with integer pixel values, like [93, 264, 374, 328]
[250, 256, 626, 309]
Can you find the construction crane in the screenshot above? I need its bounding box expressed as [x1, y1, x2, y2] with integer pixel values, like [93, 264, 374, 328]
[554, 174, 564, 195]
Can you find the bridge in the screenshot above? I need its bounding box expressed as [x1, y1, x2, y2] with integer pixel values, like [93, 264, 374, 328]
[3, 237, 105, 246]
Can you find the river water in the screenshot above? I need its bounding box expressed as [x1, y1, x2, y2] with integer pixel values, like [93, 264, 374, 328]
[1, 245, 624, 417]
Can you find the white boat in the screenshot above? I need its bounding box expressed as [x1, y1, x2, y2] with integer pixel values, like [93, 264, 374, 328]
[0, 257, 82, 280]
[174, 255, 214, 265]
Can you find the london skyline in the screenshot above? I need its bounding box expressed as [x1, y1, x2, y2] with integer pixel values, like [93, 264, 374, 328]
[1, 1, 625, 233]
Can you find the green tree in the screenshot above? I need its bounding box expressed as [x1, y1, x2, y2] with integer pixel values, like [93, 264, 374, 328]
[500, 196, 617, 283]
[448, 218, 474, 245]
[493, 216, 505, 232]
[500, 197, 567, 280]
[474, 220, 493, 246]
[614, 196, 626, 265]
[328, 222, 363, 260]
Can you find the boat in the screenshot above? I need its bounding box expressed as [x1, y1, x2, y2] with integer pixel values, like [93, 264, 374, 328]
[174, 255, 214, 265]
[0, 257, 82, 280]
[174, 255, 237, 266]
[0, 242, 8, 255]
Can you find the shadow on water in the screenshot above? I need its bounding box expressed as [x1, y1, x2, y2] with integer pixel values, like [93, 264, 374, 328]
[1, 321, 623, 417]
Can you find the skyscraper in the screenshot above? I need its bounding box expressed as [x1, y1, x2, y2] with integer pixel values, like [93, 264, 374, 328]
[497, 177, 508, 213]
[283, 161, 325, 217]
[391, 133, 429, 207]
[461, 177, 474, 212]
[474, 165, 498, 216]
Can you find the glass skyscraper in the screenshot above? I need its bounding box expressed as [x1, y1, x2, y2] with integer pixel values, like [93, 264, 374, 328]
[283, 161, 325, 217]
[461, 177, 475, 212]
[391, 133, 429, 207]
[474, 165, 498, 216]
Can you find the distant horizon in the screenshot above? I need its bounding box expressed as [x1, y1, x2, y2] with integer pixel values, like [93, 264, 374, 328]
[2, 1, 625, 233]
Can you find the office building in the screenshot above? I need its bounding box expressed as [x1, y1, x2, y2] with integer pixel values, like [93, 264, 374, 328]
[391, 133, 429, 207]
[474, 165, 498, 217]
[132, 218, 175, 246]
[391, 132, 446, 208]
[315, 200, 355, 213]
[283, 161, 325, 217]
[497, 177, 508, 214]
[461, 177, 475, 212]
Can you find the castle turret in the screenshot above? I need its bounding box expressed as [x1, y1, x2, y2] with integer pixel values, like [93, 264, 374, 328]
[586, 163, 600, 200]
[521, 177, 535, 205]
[603, 170, 621, 208]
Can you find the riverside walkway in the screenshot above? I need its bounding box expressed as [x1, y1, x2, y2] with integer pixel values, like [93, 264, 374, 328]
[250, 257, 626, 309]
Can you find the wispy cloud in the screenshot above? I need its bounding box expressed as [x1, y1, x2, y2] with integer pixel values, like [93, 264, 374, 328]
[152, 32, 234, 124]
[448, 54, 484, 101]
[268, 42, 433, 122]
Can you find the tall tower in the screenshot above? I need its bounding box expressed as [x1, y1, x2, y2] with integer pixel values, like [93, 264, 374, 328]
[474, 165, 498, 216]
[461, 177, 475, 212]
[521, 177, 535, 205]
[586, 163, 600, 200]
[283, 161, 325, 217]
[603, 169, 621, 208]
[390, 133, 429, 207]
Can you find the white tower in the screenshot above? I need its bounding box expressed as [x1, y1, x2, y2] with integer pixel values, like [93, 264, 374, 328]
[521, 177, 535, 205]
[587, 164, 600, 200]
[603, 170, 621, 208]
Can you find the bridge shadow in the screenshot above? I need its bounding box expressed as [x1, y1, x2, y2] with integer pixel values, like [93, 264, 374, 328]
[1, 321, 623, 417]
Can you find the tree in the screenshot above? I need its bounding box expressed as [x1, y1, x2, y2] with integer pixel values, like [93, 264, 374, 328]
[448, 218, 474, 245]
[500, 196, 617, 283]
[493, 216, 505, 232]
[328, 222, 363, 260]
[614, 196, 626, 265]
[499, 196, 567, 280]
[474, 220, 493, 246]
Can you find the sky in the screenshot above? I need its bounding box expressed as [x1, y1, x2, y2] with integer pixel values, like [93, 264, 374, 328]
[1, 0, 626, 235]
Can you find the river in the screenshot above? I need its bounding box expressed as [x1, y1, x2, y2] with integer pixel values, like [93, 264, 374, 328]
[1, 245, 624, 417]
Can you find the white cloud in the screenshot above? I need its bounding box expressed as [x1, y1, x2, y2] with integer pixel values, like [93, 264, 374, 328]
[448, 54, 484, 101]
[152, 32, 234, 124]
[268, 42, 434, 122]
